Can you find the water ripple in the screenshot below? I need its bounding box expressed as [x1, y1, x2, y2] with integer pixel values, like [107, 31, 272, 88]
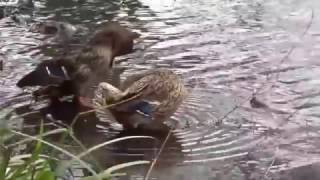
[1, 0, 320, 179]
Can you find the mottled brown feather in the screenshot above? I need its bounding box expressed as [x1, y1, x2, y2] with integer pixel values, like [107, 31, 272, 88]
[94, 69, 188, 129]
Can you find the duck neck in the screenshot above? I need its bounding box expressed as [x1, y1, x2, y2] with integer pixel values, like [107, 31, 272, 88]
[93, 45, 114, 68]
[98, 82, 124, 103]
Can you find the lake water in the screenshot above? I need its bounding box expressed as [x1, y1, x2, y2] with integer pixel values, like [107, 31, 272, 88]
[1, 0, 320, 179]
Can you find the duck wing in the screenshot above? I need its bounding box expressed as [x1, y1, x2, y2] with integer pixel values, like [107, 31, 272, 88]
[113, 70, 173, 115]
[120, 69, 155, 90]
[111, 85, 163, 124]
[16, 58, 74, 88]
[16, 43, 102, 89]
[93, 83, 159, 129]
[94, 81, 158, 118]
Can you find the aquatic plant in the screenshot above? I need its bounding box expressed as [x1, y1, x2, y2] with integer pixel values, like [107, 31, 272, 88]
[0, 119, 152, 180]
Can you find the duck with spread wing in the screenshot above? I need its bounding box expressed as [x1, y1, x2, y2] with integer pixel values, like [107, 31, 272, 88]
[16, 22, 140, 108]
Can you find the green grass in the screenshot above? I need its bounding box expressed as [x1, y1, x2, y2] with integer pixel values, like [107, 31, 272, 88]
[0, 119, 153, 180]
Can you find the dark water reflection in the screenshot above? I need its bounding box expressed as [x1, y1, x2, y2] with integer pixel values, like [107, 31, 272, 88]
[1, 0, 320, 179]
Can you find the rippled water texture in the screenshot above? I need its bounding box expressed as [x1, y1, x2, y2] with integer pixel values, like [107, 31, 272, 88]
[1, 0, 320, 179]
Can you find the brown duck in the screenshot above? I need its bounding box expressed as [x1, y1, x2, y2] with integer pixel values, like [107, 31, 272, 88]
[17, 21, 140, 107]
[93, 69, 188, 129]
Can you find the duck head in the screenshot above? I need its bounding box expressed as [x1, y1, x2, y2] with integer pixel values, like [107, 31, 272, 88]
[29, 21, 59, 34]
[29, 21, 87, 43]
[18, 0, 34, 8]
[88, 22, 141, 58]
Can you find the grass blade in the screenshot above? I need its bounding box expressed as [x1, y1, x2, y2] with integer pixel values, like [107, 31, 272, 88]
[9, 129, 100, 179]
[0, 145, 10, 180]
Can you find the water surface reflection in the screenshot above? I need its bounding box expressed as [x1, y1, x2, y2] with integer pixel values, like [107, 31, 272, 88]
[1, 0, 320, 179]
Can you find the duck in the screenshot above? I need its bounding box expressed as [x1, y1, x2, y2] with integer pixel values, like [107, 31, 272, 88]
[29, 20, 88, 43]
[17, 0, 34, 9]
[29, 21, 87, 36]
[93, 69, 188, 129]
[0, 0, 34, 21]
[16, 21, 141, 108]
[29, 21, 77, 35]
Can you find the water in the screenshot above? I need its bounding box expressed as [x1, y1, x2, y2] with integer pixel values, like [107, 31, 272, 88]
[1, 0, 320, 179]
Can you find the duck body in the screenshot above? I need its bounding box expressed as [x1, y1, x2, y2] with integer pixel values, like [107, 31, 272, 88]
[94, 69, 188, 129]
[17, 21, 140, 106]
[30, 21, 78, 34]
[17, 43, 113, 97]
[0, 0, 34, 22]
[29, 20, 88, 43]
